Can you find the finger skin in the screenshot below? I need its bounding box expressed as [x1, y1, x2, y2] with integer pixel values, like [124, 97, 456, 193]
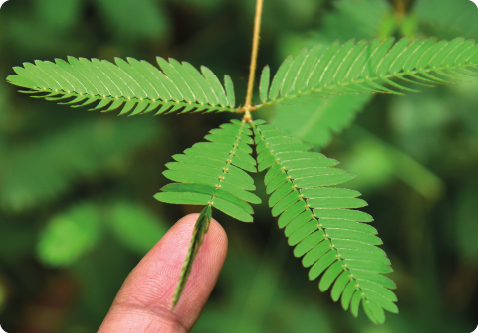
[98, 214, 228, 333]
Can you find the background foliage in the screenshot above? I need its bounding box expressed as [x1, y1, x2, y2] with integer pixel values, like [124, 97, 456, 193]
[0, 0, 477, 331]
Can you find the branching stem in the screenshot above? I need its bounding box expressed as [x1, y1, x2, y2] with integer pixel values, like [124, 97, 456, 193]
[243, 0, 264, 122]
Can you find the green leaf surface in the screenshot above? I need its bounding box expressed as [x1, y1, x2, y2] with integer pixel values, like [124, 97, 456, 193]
[285, 211, 314, 237]
[293, 44, 324, 94]
[201, 66, 228, 107]
[314, 209, 373, 222]
[271, 191, 300, 217]
[293, 232, 323, 257]
[278, 201, 307, 228]
[224, 75, 235, 107]
[268, 183, 293, 208]
[326, 229, 382, 246]
[288, 220, 317, 245]
[269, 56, 293, 100]
[303, 240, 331, 268]
[154, 191, 211, 205]
[8, 57, 237, 115]
[331, 271, 350, 302]
[350, 291, 362, 317]
[341, 281, 356, 311]
[344, 259, 391, 274]
[260, 65, 270, 103]
[319, 261, 345, 291]
[364, 299, 385, 324]
[281, 48, 308, 96]
[320, 219, 377, 234]
[213, 197, 253, 222]
[307, 197, 367, 209]
[157, 57, 195, 103]
[309, 250, 337, 280]
[160, 183, 253, 215]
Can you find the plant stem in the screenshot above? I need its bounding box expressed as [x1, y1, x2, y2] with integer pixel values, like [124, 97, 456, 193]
[243, 0, 264, 122]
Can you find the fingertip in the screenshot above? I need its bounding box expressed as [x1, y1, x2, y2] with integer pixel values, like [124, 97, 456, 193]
[99, 213, 228, 332]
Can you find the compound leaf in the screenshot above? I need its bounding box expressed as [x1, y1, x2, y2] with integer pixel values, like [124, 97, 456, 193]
[261, 37, 478, 107]
[7, 57, 237, 116]
[252, 120, 397, 323]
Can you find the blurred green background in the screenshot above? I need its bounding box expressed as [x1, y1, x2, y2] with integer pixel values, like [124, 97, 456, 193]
[1, 0, 477, 331]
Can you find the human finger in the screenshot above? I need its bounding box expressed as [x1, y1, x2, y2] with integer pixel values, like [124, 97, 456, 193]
[98, 213, 228, 333]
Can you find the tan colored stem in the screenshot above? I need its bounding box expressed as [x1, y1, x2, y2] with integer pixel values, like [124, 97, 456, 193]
[243, 0, 264, 121]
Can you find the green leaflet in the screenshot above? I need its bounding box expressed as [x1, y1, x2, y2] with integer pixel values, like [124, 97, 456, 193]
[171, 205, 212, 308]
[260, 65, 270, 103]
[260, 37, 478, 107]
[224, 75, 236, 107]
[7, 57, 237, 115]
[252, 120, 397, 323]
[155, 119, 260, 222]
